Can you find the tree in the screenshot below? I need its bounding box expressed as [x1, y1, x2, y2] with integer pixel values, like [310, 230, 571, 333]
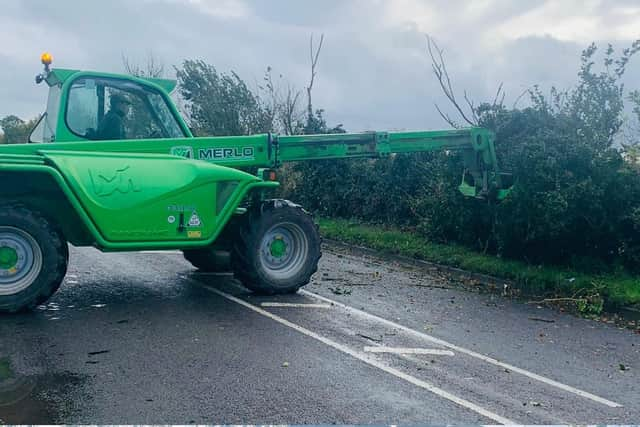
[277, 34, 352, 210]
[426, 35, 504, 129]
[122, 53, 165, 78]
[0, 115, 37, 144]
[305, 34, 324, 131]
[176, 60, 271, 136]
[420, 39, 640, 270]
[258, 66, 304, 136]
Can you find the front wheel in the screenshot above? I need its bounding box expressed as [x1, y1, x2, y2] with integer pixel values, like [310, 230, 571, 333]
[0, 205, 68, 313]
[232, 200, 321, 294]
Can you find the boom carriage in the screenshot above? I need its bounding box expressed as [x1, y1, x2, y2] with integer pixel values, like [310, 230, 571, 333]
[0, 54, 511, 312]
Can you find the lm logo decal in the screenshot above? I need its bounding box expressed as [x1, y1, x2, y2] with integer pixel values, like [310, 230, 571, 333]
[89, 166, 141, 197]
[170, 146, 194, 159]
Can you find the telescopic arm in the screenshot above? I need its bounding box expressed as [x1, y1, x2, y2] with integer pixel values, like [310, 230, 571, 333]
[273, 127, 510, 199]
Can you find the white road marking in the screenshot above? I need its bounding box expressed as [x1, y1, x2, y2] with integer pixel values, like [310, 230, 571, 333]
[200, 284, 515, 424]
[301, 290, 623, 408]
[364, 346, 455, 356]
[139, 250, 183, 255]
[260, 302, 332, 308]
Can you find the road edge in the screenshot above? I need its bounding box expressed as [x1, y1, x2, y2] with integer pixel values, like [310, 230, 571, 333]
[322, 238, 640, 327]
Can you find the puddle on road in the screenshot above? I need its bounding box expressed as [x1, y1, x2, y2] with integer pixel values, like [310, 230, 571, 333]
[0, 358, 83, 424]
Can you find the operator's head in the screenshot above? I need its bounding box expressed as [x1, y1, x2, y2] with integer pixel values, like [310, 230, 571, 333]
[110, 94, 131, 115]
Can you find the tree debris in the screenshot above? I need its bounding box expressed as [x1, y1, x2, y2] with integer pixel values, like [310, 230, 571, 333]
[528, 317, 556, 323]
[356, 333, 382, 343]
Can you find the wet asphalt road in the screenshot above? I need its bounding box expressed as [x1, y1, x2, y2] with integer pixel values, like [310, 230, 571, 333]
[1, 244, 639, 424]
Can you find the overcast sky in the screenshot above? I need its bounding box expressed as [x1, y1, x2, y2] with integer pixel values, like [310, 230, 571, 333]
[1, 0, 639, 131]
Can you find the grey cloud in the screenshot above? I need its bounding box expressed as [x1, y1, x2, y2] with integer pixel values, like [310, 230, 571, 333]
[1, 0, 638, 131]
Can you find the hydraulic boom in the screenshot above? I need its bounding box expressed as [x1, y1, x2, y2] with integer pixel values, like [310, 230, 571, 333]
[274, 128, 509, 199]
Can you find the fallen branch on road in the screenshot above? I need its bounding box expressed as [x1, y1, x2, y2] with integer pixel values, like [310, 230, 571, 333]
[413, 283, 453, 290]
[528, 317, 556, 323]
[526, 297, 586, 304]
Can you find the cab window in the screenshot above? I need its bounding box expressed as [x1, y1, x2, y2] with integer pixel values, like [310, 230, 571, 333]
[65, 77, 185, 140]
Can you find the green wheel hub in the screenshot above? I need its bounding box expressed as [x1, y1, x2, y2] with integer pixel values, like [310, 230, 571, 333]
[0, 246, 18, 270]
[269, 237, 288, 258]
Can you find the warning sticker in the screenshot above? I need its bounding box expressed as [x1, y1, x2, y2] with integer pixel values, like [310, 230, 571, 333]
[187, 230, 202, 239]
[188, 211, 202, 227]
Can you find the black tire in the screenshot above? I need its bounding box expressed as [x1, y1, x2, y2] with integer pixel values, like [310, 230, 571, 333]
[232, 199, 321, 294]
[183, 248, 231, 272]
[0, 205, 68, 313]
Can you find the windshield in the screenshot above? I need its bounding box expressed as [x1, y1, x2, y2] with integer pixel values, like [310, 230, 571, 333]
[65, 77, 186, 141]
[148, 91, 183, 138]
[29, 84, 61, 143]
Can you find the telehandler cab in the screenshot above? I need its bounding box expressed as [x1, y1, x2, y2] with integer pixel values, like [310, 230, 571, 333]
[0, 53, 511, 312]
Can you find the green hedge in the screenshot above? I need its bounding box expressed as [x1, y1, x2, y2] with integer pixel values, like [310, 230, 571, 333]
[281, 45, 640, 275]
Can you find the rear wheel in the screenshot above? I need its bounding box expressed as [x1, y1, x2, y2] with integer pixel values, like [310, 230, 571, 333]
[0, 206, 68, 313]
[232, 200, 321, 294]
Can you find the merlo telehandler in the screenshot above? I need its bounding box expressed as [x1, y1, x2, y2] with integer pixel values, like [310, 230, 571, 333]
[0, 54, 510, 312]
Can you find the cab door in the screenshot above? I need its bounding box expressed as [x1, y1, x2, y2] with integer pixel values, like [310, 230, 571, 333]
[62, 75, 186, 142]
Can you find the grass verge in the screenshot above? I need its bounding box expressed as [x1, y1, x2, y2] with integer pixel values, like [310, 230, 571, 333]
[318, 217, 640, 314]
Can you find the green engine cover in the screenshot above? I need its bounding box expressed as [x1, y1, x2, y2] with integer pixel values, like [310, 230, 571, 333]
[41, 151, 257, 243]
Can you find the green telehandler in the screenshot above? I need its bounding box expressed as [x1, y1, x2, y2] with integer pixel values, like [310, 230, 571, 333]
[0, 54, 511, 313]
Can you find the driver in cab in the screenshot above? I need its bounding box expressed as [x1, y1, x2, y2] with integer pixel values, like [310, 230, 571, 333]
[97, 94, 131, 140]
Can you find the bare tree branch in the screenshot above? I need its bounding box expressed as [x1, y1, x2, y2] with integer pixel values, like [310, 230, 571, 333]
[122, 52, 165, 78]
[426, 35, 476, 127]
[261, 67, 279, 133]
[512, 86, 533, 109]
[491, 82, 505, 109]
[306, 33, 324, 122]
[464, 90, 479, 123]
[434, 103, 460, 128]
[282, 83, 302, 135]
